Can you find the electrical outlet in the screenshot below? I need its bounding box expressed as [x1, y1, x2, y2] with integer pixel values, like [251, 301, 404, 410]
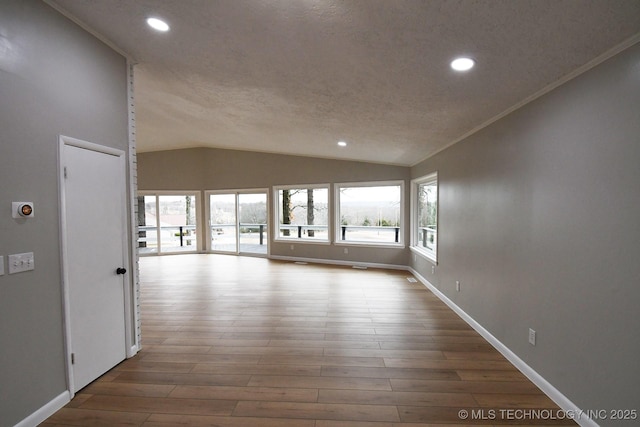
[290, 244, 294, 250]
[456, 281, 460, 292]
[344, 248, 348, 254]
[529, 328, 536, 346]
[431, 265, 435, 274]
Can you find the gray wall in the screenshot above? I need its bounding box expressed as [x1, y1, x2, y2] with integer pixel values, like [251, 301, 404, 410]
[136, 31, 640, 422]
[0, 1, 129, 425]
[138, 148, 411, 266]
[411, 43, 640, 420]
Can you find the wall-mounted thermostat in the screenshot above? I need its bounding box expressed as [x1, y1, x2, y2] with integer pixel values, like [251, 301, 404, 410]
[12, 202, 34, 218]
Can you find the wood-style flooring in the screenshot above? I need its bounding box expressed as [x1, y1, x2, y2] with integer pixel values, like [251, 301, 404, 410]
[42, 254, 575, 426]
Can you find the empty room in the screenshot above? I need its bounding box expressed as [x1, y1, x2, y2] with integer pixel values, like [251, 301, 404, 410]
[1, 1, 639, 426]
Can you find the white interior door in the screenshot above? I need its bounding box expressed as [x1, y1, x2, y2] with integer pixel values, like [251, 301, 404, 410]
[61, 141, 127, 392]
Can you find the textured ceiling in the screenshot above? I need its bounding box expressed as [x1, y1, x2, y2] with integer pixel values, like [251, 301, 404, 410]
[49, 0, 640, 166]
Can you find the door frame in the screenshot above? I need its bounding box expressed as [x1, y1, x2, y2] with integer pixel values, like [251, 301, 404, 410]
[205, 188, 270, 257]
[58, 135, 135, 397]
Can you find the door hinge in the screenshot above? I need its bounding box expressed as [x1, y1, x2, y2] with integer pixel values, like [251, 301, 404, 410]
[64, 167, 68, 179]
[71, 353, 75, 364]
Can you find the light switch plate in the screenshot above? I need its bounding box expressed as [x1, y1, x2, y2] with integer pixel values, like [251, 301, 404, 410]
[8, 252, 35, 274]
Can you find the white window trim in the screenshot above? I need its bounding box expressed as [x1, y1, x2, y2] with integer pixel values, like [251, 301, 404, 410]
[410, 172, 438, 264]
[205, 188, 270, 255]
[137, 191, 202, 255]
[334, 180, 405, 248]
[205, 189, 239, 253]
[273, 184, 331, 244]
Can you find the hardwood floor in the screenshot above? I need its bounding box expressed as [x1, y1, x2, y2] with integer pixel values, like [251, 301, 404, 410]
[42, 254, 575, 426]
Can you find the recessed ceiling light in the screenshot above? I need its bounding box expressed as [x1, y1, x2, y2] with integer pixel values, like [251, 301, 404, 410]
[147, 17, 170, 32]
[450, 57, 475, 72]
[337, 141, 347, 147]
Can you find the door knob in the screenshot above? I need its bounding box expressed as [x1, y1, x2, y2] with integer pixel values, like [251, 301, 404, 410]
[116, 267, 127, 275]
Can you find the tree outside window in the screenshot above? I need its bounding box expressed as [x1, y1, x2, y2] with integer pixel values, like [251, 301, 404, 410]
[276, 186, 329, 241]
[412, 173, 438, 261]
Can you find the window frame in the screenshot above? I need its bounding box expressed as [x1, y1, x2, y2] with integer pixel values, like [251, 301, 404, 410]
[137, 190, 201, 255]
[410, 172, 438, 264]
[205, 190, 240, 254]
[334, 180, 405, 248]
[273, 184, 331, 244]
[205, 188, 270, 256]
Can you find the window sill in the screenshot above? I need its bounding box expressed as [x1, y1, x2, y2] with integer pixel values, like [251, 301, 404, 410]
[335, 241, 405, 249]
[410, 245, 437, 265]
[274, 238, 331, 245]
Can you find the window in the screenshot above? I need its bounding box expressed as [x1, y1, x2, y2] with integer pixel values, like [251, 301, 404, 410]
[207, 191, 269, 255]
[335, 181, 403, 246]
[137, 192, 199, 255]
[238, 192, 268, 255]
[411, 172, 438, 262]
[275, 185, 329, 242]
[208, 193, 238, 253]
[137, 195, 157, 254]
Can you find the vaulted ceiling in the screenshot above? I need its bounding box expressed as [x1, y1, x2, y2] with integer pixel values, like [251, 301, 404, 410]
[49, 0, 640, 166]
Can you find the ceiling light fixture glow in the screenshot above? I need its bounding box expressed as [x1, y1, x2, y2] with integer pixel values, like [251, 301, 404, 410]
[450, 57, 475, 71]
[147, 17, 170, 32]
[337, 141, 347, 147]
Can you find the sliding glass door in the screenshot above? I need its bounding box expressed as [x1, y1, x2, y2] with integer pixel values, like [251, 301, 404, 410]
[207, 190, 268, 256]
[209, 193, 237, 253]
[238, 193, 268, 255]
[137, 192, 199, 255]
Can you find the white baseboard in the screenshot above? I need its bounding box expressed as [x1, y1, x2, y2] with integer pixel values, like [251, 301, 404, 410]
[127, 344, 140, 358]
[408, 268, 599, 427]
[14, 391, 70, 427]
[15, 344, 138, 427]
[269, 254, 406, 271]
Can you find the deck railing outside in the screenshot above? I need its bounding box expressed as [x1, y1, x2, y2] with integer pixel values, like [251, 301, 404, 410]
[418, 226, 437, 250]
[139, 223, 415, 249]
[138, 225, 196, 249]
[278, 224, 401, 243]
